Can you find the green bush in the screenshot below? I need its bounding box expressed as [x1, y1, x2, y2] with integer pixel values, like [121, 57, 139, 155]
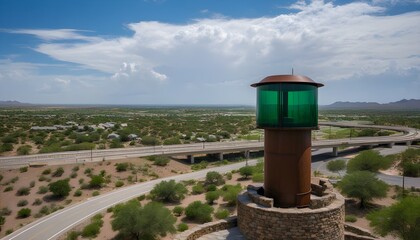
[16, 187, 30, 196]
[32, 198, 43, 206]
[17, 200, 28, 207]
[19, 166, 28, 173]
[42, 168, 51, 175]
[81, 214, 103, 238]
[225, 172, 232, 180]
[30, 180, 35, 188]
[52, 167, 64, 177]
[177, 223, 188, 232]
[191, 161, 208, 171]
[150, 180, 188, 203]
[84, 168, 92, 175]
[92, 191, 100, 196]
[17, 145, 32, 155]
[5, 229, 13, 235]
[0, 215, 5, 226]
[185, 201, 214, 223]
[89, 175, 105, 188]
[66, 231, 80, 240]
[347, 150, 387, 173]
[0, 207, 11, 216]
[37, 185, 48, 194]
[206, 184, 217, 192]
[345, 215, 357, 222]
[115, 163, 129, 172]
[115, 180, 124, 188]
[17, 208, 31, 218]
[192, 183, 205, 195]
[172, 206, 184, 216]
[252, 173, 264, 182]
[72, 166, 80, 172]
[73, 189, 82, 197]
[153, 156, 170, 166]
[327, 159, 346, 173]
[214, 209, 229, 219]
[4, 186, 13, 192]
[205, 171, 225, 186]
[221, 184, 242, 206]
[205, 191, 220, 204]
[49, 179, 71, 198]
[70, 172, 77, 178]
[239, 166, 254, 179]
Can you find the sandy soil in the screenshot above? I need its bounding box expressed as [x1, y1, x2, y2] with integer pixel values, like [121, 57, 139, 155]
[0, 156, 191, 237]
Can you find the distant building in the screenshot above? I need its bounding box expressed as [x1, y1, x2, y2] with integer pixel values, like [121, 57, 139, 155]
[128, 134, 138, 140]
[120, 123, 128, 127]
[30, 126, 57, 131]
[107, 133, 120, 139]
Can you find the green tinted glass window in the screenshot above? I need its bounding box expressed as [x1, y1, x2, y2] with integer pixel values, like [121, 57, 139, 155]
[256, 84, 318, 128]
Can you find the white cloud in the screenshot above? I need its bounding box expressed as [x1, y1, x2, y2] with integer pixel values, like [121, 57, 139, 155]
[3, 0, 420, 104]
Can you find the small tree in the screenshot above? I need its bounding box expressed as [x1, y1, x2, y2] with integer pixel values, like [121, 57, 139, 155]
[221, 184, 242, 206]
[338, 171, 388, 208]
[49, 179, 71, 198]
[347, 150, 386, 173]
[326, 159, 346, 176]
[112, 201, 176, 240]
[185, 201, 214, 223]
[205, 171, 225, 186]
[239, 166, 254, 179]
[367, 196, 420, 240]
[150, 180, 187, 203]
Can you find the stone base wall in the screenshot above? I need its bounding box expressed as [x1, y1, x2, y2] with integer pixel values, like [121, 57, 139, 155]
[174, 217, 237, 240]
[237, 190, 345, 240]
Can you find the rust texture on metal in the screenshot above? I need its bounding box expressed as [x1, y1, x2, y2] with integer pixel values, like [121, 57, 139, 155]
[250, 75, 324, 88]
[264, 129, 312, 208]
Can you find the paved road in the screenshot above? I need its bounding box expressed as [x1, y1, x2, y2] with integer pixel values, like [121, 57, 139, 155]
[2, 146, 418, 240]
[1, 122, 419, 168]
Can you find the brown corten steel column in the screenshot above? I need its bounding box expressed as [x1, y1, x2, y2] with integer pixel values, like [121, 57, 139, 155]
[264, 129, 312, 207]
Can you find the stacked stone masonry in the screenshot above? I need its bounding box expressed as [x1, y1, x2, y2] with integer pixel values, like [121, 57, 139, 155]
[237, 188, 345, 240]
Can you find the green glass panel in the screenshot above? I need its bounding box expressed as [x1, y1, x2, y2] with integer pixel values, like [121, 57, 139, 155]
[256, 83, 318, 128]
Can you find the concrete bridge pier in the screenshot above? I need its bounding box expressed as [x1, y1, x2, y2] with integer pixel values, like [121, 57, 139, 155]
[406, 141, 412, 146]
[332, 147, 338, 157]
[243, 150, 250, 159]
[387, 142, 395, 148]
[188, 155, 195, 164]
[218, 152, 223, 161]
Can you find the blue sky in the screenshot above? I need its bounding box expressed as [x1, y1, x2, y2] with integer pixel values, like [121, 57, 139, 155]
[0, 0, 419, 105]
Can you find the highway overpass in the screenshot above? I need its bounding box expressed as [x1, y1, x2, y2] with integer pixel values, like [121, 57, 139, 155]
[0, 122, 419, 168]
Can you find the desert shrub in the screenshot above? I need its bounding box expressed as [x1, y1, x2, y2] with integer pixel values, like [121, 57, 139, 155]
[84, 168, 92, 175]
[66, 231, 80, 240]
[78, 178, 85, 184]
[239, 166, 254, 179]
[29, 180, 35, 188]
[92, 191, 100, 196]
[37, 185, 48, 194]
[225, 172, 232, 180]
[32, 198, 43, 206]
[192, 183, 205, 195]
[206, 184, 217, 192]
[5, 229, 13, 235]
[345, 215, 357, 222]
[4, 186, 13, 192]
[347, 150, 387, 173]
[70, 172, 77, 178]
[17, 145, 32, 155]
[16, 187, 30, 196]
[73, 189, 82, 197]
[19, 166, 28, 173]
[17, 200, 28, 207]
[214, 208, 229, 219]
[137, 195, 146, 201]
[172, 206, 184, 216]
[49, 179, 71, 198]
[205, 191, 220, 204]
[89, 175, 105, 188]
[177, 223, 188, 232]
[150, 180, 187, 203]
[72, 166, 80, 172]
[205, 171, 225, 186]
[185, 201, 214, 223]
[191, 161, 208, 171]
[17, 208, 31, 218]
[52, 167, 64, 177]
[81, 214, 103, 238]
[0, 215, 5, 226]
[153, 156, 170, 166]
[0, 208, 11, 216]
[327, 159, 346, 174]
[42, 168, 51, 175]
[115, 180, 124, 188]
[221, 184, 242, 206]
[252, 173, 264, 182]
[115, 162, 129, 172]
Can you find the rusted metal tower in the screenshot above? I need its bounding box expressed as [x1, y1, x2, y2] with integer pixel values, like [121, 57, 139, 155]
[251, 75, 323, 208]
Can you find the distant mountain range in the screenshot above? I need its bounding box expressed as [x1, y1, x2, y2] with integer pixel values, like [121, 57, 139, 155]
[0, 100, 32, 107]
[321, 99, 420, 110]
